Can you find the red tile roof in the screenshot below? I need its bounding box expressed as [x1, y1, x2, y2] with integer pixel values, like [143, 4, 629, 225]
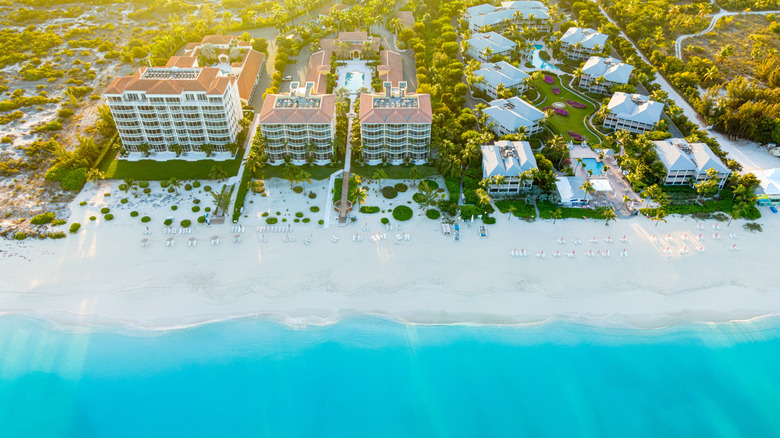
[378, 50, 403, 87]
[257, 94, 335, 124]
[305, 50, 332, 95]
[202, 35, 237, 45]
[236, 49, 265, 101]
[359, 93, 433, 124]
[104, 67, 232, 96]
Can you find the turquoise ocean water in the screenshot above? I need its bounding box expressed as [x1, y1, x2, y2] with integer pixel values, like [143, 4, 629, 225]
[1, 314, 780, 437]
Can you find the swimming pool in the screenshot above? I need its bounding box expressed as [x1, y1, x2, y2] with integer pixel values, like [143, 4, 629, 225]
[580, 158, 604, 175]
[344, 71, 365, 91]
[531, 44, 560, 71]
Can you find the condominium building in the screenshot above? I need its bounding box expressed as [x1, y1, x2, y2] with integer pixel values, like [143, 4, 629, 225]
[104, 67, 243, 155]
[257, 82, 336, 165]
[320, 31, 379, 58]
[579, 56, 633, 94]
[559, 27, 608, 60]
[654, 138, 731, 188]
[484, 96, 545, 137]
[359, 82, 433, 165]
[465, 32, 517, 62]
[473, 61, 529, 99]
[481, 140, 537, 195]
[464, 1, 550, 33]
[603, 92, 663, 134]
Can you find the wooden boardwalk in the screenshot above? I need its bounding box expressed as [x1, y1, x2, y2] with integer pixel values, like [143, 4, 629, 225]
[338, 107, 355, 226]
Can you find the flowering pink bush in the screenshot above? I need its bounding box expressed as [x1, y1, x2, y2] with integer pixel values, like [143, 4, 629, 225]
[552, 86, 560, 95]
[544, 75, 554, 84]
[566, 99, 587, 109]
[567, 131, 585, 141]
[554, 108, 569, 116]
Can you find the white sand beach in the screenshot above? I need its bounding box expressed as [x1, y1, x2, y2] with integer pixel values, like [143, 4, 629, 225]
[1, 178, 779, 329]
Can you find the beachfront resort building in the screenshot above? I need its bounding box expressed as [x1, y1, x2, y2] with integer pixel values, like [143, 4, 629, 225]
[603, 92, 663, 134]
[359, 82, 433, 165]
[464, 1, 551, 33]
[465, 32, 517, 63]
[756, 168, 780, 206]
[559, 27, 608, 61]
[473, 61, 529, 99]
[555, 176, 589, 206]
[481, 141, 537, 195]
[104, 35, 265, 157]
[653, 138, 731, 188]
[579, 57, 634, 94]
[257, 82, 336, 165]
[484, 96, 545, 137]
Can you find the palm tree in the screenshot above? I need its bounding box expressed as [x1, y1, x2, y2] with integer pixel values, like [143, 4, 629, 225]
[507, 205, 517, 220]
[209, 165, 228, 181]
[122, 178, 136, 194]
[352, 186, 367, 210]
[137, 143, 151, 157]
[372, 169, 388, 186]
[574, 158, 584, 173]
[410, 167, 422, 187]
[210, 188, 231, 216]
[552, 208, 563, 224]
[651, 208, 668, 227]
[85, 169, 104, 184]
[603, 208, 617, 226]
[283, 164, 298, 188]
[169, 177, 182, 194]
[388, 17, 404, 41]
[475, 188, 491, 208]
[223, 10, 234, 31]
[199, 143, 215, 157]
[169, 143, 184, 157]
[622, 195, 631, 209]
[580, 180, 595, 200]
[245, 151, 264, 174]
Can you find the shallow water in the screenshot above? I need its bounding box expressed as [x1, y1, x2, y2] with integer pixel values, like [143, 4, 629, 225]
[1, 315, 779, 437]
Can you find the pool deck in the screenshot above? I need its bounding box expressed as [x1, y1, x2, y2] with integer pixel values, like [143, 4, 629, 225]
[336, 60, 373, 93]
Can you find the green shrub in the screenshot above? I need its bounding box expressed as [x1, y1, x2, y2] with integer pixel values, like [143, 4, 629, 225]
[193, 199, 201, 204]
[167, 187, 175, 193]
[89, 216, 96, 221]
[48, 231, 66, 239]
[308, 192, 317, 199]
[31, 212, 55, 225]
[282, 218, 287, 222]
[79, 201, 87, 206]
[310, 206, 320, 212]
[51, 219, 66, 226]
[294, 218, 300, 223]
[193, 181, 201, 188]
[204, 185, 212, 192]
[192, 206, 200, 212]
[494, 200, 537, 219]
[318, 219, 324, 225]
[141, 216, 151, 223]
[295, 212, 304, 217]
[138, 181, 149, 188]
[131, 211, 139, 217]
[119, 184, 128, 191]
[205, 207, 211, 212]
[14, 232, 27, 240]
[197, 216, 206, 223]
[266, 217, 278, 224]
[293, 186, 304, 194]
[360, 206, 380, 213]
[120, 198, 128, 204]
[421, 179, 439, 190]
[412, 193, 426, 203]
[303, 218, 311, 223]
[184, 184, 192, 191]
[395, 183, 408, 192]
[100, 207, 110, 214]
[62, 168, 87, 191]
[104, 214, 114, 221]
[460, 205, 482, 220]
[392, 206, 413, 221]
[381, 217, 389, 224]
[69, 223, 81, 233]
[171, 205, 178, 211]
[181, 219, 191, 227]
[483, 215, 496, 224]
[143, 188, 151, 194]
[426, 209, 440, 220]
[262, 212, 269, 217]
[382, 186, 398, 199]
[160, 180, 170, 188]
[104, 193, 111, 197]
[164, 219, 173, 226]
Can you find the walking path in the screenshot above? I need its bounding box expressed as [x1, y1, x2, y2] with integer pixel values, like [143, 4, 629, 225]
[227, 113, 260, 221]
[338, 104, 356, 226]
[674, 7, 780, 59]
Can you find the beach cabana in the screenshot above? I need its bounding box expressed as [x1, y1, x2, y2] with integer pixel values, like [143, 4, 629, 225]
[555, 176, 588, 207]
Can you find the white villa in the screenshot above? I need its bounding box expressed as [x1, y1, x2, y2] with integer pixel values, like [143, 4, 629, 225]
[464, 1, 551, 33]
[257, 82, 336, 165]
[756, 168, 780, 206]
[555, 176, 588, 206]
[603, 92, 663, 134]
[559, 27, 608, 60]
[484, 96, 546, 137]
[481, 141, 537, 195]
[579, 56, 634, 94]
[465, 32, 517, 63]
[653, 138, 731, 188]
[473, 61, 529, 99]
[359, 82, 433, 165]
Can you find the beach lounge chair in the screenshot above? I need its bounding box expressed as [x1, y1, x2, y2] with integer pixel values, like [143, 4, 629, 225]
[331, 235, 339, 243]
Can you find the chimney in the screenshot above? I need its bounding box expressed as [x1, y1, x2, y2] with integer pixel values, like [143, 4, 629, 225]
[305, 82, 314, 97]
[384, 81, 392, 98]
[290, 81, 299, 96]
[399, 81, 407, 97]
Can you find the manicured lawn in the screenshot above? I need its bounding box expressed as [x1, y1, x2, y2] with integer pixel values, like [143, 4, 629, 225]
[533, 74, 600, 146]
[254, 164, 340, 180]
[352, 164, 440, 180]
[103, 157, 241, 181]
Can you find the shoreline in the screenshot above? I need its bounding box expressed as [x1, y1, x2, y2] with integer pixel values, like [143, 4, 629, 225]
[1, 179, 778, 331]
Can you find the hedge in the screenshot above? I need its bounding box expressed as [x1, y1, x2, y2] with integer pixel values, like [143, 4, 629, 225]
[392, 205, 413, 221]
[494, 200, 537, 219]
[69, 223, 81, 233]
[382, 186, 398, 199]
[360, 206, 380, 213]
[426, 209, 440, 220]
[445, 177, 460, 202]
[266, 217, 278, 224]
[232, 164, 253, 222]
[31, 212, 55, 225]
[181, 219, 191, 227]
[61, 167, 87, 191]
